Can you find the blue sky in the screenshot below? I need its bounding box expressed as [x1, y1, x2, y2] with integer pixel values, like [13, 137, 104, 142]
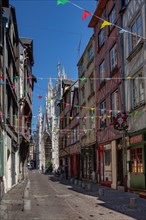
[10, 0, 96, 130]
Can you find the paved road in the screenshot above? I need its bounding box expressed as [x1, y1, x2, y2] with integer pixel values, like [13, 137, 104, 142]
[1, 171, 146, 220]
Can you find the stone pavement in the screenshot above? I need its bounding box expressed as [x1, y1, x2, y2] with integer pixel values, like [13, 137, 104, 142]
[0, 179, 27, 220]
[0, 171, 146, 220]
[59, 177, 146, 220]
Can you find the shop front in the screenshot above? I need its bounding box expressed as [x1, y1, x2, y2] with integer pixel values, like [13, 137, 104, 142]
[81, 144, 96, 181]
[98, 143, 112, 187]
[128, 132, 146, 190]
[70, 144, 80, 178]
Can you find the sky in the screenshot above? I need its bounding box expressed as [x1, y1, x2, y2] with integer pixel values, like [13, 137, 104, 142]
[9, 0, 97, 131]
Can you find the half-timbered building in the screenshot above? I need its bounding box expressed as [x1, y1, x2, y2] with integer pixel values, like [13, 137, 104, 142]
[89, 0, 123, 189]
[122, 0, 146, 191]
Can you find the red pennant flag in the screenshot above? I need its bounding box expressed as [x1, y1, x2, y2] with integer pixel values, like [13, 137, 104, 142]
[38, 95, 43, 99]
[82, 10, 92, 21]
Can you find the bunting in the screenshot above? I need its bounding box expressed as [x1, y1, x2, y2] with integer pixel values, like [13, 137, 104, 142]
[57, 0, 68, 5]
[100, 20, 112, 29]
[82, 10, 92, 21]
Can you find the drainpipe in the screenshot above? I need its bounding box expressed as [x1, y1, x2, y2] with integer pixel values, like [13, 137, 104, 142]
[119, 2, 127, 191]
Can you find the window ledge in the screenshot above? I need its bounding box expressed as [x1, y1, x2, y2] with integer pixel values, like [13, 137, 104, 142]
[130, 101, 145, 112]
[127, 39, 144, 62]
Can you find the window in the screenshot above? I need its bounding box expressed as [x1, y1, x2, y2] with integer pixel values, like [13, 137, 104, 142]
[100, 100, 106, 128]
[130, 15, 142, 51]
[88, 47, 93, 62]
[130, 147, 143, 173]
[109, 7, 116, 31]
[81, 86, 85, 104]
[104, 150, 111, 166]
[132, 73, 144, 108]
[89, 74, 94, 94]
[98, 29, 105, 48]
[110, 44, 117, 72]
[99, 60, 106, 83]
[111, 90, 118, 121]
[90, 109, 95, 129]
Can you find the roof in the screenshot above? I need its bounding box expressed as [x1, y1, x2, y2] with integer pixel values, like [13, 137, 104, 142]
[19, 37, 34, 64]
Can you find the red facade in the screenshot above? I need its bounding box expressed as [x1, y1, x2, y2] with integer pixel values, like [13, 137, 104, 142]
[89, 0, 123, 185]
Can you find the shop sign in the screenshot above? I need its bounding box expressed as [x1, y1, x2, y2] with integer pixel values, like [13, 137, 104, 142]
[129, 134, 143, 145]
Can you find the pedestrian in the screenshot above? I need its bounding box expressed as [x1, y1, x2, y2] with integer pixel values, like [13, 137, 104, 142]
[41, 164, 44, 173]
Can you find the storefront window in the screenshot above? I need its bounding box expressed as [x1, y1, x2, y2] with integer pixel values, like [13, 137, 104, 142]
[104, 150, 111, 166]
[130, 147, 143, 173]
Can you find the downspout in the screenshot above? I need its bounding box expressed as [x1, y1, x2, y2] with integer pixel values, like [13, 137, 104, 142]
[119, 2, 127, 191]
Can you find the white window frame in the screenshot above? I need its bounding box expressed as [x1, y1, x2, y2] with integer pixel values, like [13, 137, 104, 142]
[130, 15, 142, 51]
[109, 7, 116, 31]
[110, 43, 117, 72]
[98, 29, 105, 48]
[111, 90, 118, 121]
[132, 73, 144, 108]
[100, 100, 106, 128]
[88, 47, 93, 62]
[99, 60, 106, 83]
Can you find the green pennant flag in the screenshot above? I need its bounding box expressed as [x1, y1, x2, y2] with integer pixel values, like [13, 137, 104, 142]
[57, 0, 68, 5]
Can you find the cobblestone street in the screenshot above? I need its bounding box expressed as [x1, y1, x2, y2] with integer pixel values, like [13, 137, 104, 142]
[0, 171, 146, 220]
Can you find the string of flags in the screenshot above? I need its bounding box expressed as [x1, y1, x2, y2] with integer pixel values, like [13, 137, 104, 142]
[0, 108, 144, 120]
[56, 0, 146, 40]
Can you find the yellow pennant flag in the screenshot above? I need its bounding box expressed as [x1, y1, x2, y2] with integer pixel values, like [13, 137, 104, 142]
[101, 20, 111, 29]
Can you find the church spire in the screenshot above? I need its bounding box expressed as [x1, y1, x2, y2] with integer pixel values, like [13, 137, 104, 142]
[57, 62, 61, 79]
[62, 66, 67, 79]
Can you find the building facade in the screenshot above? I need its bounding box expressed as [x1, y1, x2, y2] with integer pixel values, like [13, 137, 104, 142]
[77, 35, 96, 181]
[69, 81, 80, 178]
[122, 0, 146, 191]
[89, 0, 123, 189]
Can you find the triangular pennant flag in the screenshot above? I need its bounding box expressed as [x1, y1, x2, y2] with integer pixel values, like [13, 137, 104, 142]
[119, 29, 128, 34]
[82, 10, 92, 21]
[57, 0, 68, 5]
[101, 20, 111, 29]
[0, 81, 5, 85]
[79, 77, 86, 81]
[38, 95, 43, 99]
[65, 103, 70, 107]
[12, 85, 16, 89]
[0, 75, 4, 80]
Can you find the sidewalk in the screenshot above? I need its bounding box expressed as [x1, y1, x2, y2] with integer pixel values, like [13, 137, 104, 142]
[58, 177, 146, 220]
[0, 179, 27, 220]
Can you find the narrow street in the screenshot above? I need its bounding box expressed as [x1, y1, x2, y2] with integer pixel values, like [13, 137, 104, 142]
[1, 171, 146, 220]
